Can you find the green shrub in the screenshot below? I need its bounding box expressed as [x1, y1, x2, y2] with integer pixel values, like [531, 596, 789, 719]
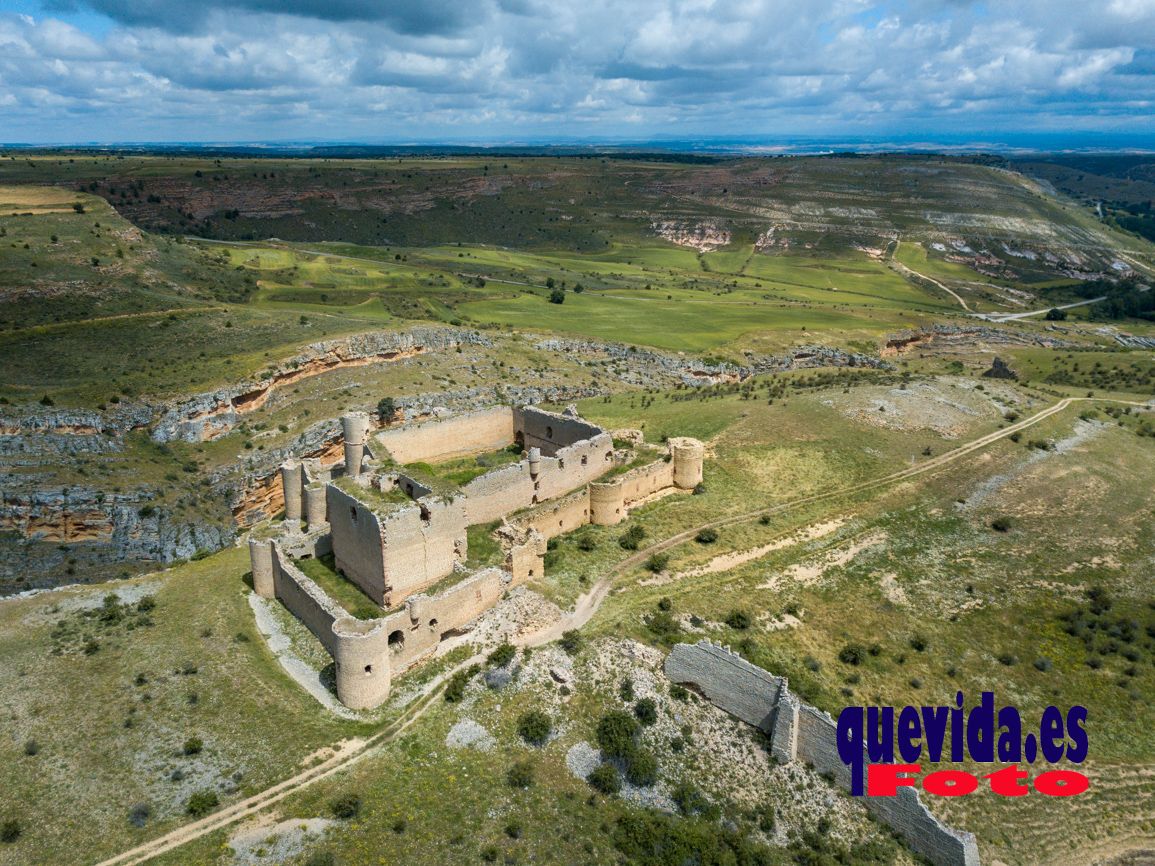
[186, 790, 219, 818]
[619, 679, 635, 702]
[576, 534, 597, 552]
[838, 644, 865, 665]
[305, 853, 335, 866]
[23, 740, 39, 757]
[505, 819, 523, 839]
[487, 643, 517, 668]
[596, 711, 639, 759]
[559, 630, 584, 655]
[644, 553, 670, 573]
[724, 610, 751, 630]
[619, 525, 646, 550]
[587, 763, 621, 794]
[507, 759, 535, 788]
[182, 737, 203, 756]
[669, 683, 690, 702]
[624, 748, 658, 786]
[517, 710, 552, 746]
[695, 528, 718, 544]
[330, 793, 361, 820]
[444, 664, 480, 702]
[0, 819, 21, 844]
[633, 698, 658, 726]
[1033, 657, 1053, 672]
[990, 516, 1013, 532]
[910, 634, 928, 652]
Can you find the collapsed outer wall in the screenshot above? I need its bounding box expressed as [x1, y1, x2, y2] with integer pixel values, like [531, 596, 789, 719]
[375, 406, 514, 464]
[664, 642, 980, 866]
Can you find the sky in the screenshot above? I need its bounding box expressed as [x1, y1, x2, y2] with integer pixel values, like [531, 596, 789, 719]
[0, 0, 1153, 146]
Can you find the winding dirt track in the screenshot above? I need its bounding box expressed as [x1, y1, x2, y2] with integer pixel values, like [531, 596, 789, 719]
[94, 395, 1144, 866]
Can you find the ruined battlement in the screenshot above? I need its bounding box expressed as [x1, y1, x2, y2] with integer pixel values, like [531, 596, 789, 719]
[250, 402, 705, 710]
[665, 641, 980, 866]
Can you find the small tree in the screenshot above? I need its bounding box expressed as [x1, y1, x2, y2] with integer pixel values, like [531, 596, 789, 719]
[186, 790, 219, 818]
[695, 528, 718, 544]
[376, 397, 396, 424]
[559, 630, 584, 655]
[644, 553, 669, 573]
[487, 642, 517, 668]
[724, 610, 751, 630]
[587, 763, 621, 794]
[625, 748, 658, 787]
[330, 793, 361, 820]
[596, 711, 639, 759]
[182, 737, 203, 756]
[633, 698, 658, 726]
[517, 710, 552, 746]
[1045, 308, 1068, 321]
[0, 819, 20, 844]
[548, 288, 566, 304]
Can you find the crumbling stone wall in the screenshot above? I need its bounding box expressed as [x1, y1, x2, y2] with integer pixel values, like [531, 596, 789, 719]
[513, 406, 603, 456]
[665, 641, 980, 866]
[618, 460, 676, 504]
[513, 488, 591, 540]
[326, 484, 387, 605]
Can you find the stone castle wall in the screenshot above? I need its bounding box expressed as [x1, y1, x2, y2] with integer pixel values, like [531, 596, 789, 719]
[619, 459, 676, 505]
[461, 433, 613, 526]
[326, 484, 388, 606]
[375, 406, 514, 465]
[513, 406, 604, 456]
[514, 488, 592, 540]
[664, 641, 980, 866]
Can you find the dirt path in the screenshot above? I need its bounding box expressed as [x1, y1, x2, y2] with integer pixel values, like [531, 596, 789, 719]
[977, 296, 1107, 323]
[95, 394, 1146, 866]
[889, 256, 972, 312]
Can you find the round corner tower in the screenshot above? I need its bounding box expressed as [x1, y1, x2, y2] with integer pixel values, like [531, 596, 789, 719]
[589, 480, 625, 525]
[332, 617, 392, 710]
[669, 437, 705, 490]
[248, 537, 275, 599]
[341, 412, 372, 478]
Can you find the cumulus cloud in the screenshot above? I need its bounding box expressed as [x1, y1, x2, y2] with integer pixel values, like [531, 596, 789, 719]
[1, 0, 1152, 142]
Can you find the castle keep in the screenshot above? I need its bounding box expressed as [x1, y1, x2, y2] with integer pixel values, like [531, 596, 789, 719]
[248, 404, 704, 710]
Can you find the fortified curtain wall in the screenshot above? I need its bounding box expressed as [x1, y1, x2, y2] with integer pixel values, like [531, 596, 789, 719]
[664, 641, 981, 866]
[374, 406, 514, 465]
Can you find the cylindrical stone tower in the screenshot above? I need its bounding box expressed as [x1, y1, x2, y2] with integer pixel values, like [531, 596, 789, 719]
[304, 482, 328, 529]
[527, 446, 541, 477]
[342, 412, 372, 478]
[670, 437, 705, 490]
[248, 537, 275, 599]
[280, 459, 303, 522]
[333, 618, 392, 710]
[589, 480, 625, 525]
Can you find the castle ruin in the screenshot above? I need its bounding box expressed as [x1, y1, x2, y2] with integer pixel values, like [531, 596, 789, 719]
[248, 404, 704, 710]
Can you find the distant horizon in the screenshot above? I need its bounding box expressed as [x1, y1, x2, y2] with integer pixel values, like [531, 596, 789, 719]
[2, 1, 1153, 146]
[4, 134, 1155, 156]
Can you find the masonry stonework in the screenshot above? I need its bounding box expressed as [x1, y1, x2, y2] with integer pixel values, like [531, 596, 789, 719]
[664, 641, 981, 866]
[249, 404, 704, 710]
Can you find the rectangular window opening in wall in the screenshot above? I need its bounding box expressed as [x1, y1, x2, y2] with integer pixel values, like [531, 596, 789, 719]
[558, 459, 565, 469]
[364, 664, 373, 674]
[581, 455, 588, 465]
[349, 506, 358, 524]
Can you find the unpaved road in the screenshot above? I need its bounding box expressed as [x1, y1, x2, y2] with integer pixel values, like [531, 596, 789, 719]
[889, 257, 972, 312]
[976, 296, 1107, 323]
[95, 394, 1146, 866]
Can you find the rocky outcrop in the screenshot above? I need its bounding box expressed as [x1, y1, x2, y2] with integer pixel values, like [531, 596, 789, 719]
[0, 487, 233, 592]
[152, 327, 492, 443]
[982, 357, 1018, 380]
[533, 337, 885, 387]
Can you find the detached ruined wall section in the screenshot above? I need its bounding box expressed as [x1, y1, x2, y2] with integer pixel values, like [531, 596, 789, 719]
[375, 406, 514, 465]
[665, 641, 980, 866]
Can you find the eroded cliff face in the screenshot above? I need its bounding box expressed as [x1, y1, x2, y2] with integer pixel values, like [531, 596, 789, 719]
[0, 325, 894, 593]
